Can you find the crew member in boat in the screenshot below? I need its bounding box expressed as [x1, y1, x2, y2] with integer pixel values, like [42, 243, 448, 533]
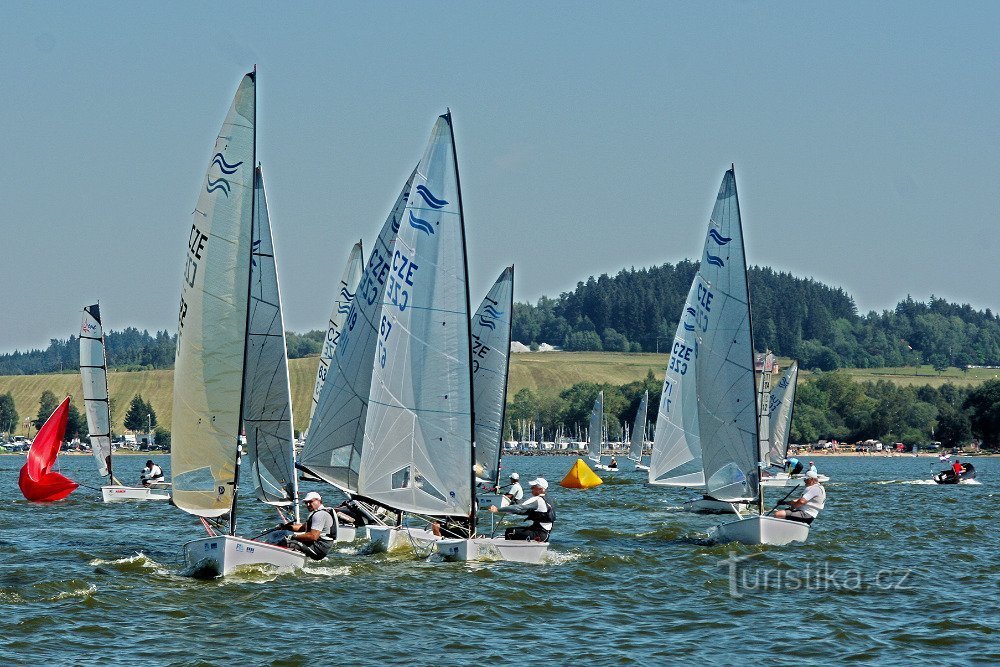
[807, 461, 818, 476]
[784, 456, 803, 476]
[951, 459, 965, 478]
[608, 456, 618, 470]
[503, 472, 524, 504]
[140, 460, 164, 487]
[282, 491, 335, 560]
[333, 498, 366, 527]
[488, 477, 554, 542]
[773, 470, 825, 524]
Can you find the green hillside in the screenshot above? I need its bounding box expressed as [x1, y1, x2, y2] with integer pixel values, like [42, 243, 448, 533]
[1, 352, 995, 436]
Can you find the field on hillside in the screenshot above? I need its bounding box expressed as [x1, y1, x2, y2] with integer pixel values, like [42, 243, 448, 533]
[0, 353, 995, 436]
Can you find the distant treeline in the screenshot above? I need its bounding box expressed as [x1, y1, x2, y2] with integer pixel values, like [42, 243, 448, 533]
[506, 373, 1000, 449]
[512, 261, 1000, 370]
[0, 328, 325, 375]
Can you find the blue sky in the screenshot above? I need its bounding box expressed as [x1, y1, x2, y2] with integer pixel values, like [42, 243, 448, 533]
[2, 2, 997, 352]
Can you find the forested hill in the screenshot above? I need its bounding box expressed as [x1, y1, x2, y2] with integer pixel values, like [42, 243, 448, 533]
[512, 261, 1000, 370]
[3, 262, 1000, 375]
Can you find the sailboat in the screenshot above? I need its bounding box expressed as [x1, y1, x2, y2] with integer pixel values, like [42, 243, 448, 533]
[171, 72, 307, 577]
[301, 113, 546, 563]
[628, 390, 649, 471]
[668, 166, 808, 545]
[18, 397, 78, 502]
[307, 240, 364, 437]
[80, 304, 170, 502]
[757, 361, 824, 487]
[589, 391, 612, 469]
[471, 266, 515, 511]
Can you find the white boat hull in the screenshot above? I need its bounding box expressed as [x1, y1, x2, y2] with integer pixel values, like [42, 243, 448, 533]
[101, 485, 171, 502]
[367, 526, 439, 553]
[435, 537, 549, 564]
[183, 535, 306, 577]
[634, 463, 649, 472]
[760, 473, 829, 488]
[709, 515, 811, 546]
[683, 496, 750, 515]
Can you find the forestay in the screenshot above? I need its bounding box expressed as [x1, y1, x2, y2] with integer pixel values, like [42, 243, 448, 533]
[242, 168, 296, 505]
[627, 390, 648, 462]
[299, 168, 416, 493]
[308, 240, 364, 432]
[358, 113, 474, 517]
[763, 362, 798, 467]
[588, 390, 604, 463]
[648, 279, 705, 487]
[171, 73, 255, 518]
[472, 266, 514, 485]
[80, 304, 113, 480]
[693, 169, 759, 502]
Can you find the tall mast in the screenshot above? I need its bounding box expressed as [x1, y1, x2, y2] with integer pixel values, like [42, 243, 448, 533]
[230, 67, 257, 536]
[446, 109, 477, 537]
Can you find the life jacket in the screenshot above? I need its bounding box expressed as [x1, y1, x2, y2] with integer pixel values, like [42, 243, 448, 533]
[309, 508, 339, 542]
[526, 496, 555, 529]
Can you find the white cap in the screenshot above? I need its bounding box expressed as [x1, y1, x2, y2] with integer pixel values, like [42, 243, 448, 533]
[509, 472, 519, 481]
[302, 491, 322, 502]
[528, 477, 548, 490]
[805, 470, 819, 479]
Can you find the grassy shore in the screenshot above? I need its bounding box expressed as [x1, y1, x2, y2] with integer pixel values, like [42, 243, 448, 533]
[0, 352, 995, 436]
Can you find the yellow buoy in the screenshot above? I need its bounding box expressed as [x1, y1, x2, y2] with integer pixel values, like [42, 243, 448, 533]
[560, 458, 603, 489]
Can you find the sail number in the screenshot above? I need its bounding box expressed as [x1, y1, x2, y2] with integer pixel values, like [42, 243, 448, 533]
[471, 334, 491, 373]
[177, 224, 209, 337]
[377, 315, 393, 368]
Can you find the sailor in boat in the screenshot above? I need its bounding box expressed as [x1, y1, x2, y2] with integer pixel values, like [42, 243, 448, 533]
[608, 456, 618, 470]
[140, 460, 164, 487]
[784, 457, 804, 476]
[282, 491, 336, 561]
[503, 472, 524, 504]
[807, 461, 818, 476]
[332, 498, 366, 528]
[488, 477, 555, 542]
[773, 470, 826, 525]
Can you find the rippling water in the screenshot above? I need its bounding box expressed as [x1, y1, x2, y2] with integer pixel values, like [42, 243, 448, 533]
[1, 453, 997, 665]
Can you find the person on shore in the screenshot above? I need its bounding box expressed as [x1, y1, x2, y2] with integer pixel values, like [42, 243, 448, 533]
[774, 470, 825, 524]
[503, 472, 524, 504]
[282, 491, 335, 560]
[140, 460, 164, 487]
[489, 477, 555, 542]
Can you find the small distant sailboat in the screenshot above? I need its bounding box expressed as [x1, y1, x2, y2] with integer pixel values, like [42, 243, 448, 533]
[171, 72, 307, 577]
[628, 390, 649, 471]
[758, 360, 828, 487]
[589, 391, 613, 470]
[80, 304, 170, 502]
[18, 397, 79, 502]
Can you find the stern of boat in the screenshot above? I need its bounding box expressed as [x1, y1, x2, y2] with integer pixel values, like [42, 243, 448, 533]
[183, 535, 306, 578]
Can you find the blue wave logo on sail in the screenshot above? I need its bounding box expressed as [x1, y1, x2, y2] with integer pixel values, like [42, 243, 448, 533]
[207, 177, 231, 197]
[415, 185, 448, 209]
[212, 153, 243, 175]
[340, 287, 355, 301]
[478, 305, 503, 330]
[708, 229, 731, 246]
[408, 211, 435, 235]
[705, 254, 725, 267]
[683, 306, 697, 331]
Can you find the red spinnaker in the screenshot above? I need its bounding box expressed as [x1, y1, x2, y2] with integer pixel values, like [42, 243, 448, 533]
[18, 396, 79, 502]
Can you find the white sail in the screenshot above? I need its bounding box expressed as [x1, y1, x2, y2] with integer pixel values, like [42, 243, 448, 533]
[588, 391, 604, 463]
[627, 390, 648, 462]
[764, 362, 798, 466]
[472, 266, 514, 485]
[648, 278, 705, 487]
[242, 167, 296, 506]
[308, 240, 364, 432]
[358, 113, 474, 517]
[298, 168, 416, 493]
[171, 73, 255, 518]
[80, 303, 112, 479]
[694, 168, 759, 502]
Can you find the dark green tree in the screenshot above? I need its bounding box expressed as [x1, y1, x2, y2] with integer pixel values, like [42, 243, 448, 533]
[35, 390, 60, 430]
[0, 392, 18, 434]
[124, 395, 157, 432]
[963, 380, 1000, 449]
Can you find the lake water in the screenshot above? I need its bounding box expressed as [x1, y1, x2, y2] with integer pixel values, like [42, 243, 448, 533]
[1, 454, 997, 665]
